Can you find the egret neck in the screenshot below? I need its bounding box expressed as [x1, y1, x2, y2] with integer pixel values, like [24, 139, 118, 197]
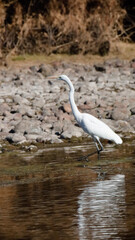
[66, 77, 81, 123]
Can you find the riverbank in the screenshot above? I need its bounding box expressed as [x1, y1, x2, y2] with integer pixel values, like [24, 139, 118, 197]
[0, 55, 135, 149]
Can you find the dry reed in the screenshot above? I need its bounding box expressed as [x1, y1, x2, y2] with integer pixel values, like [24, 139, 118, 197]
[0, 0, 133, 58]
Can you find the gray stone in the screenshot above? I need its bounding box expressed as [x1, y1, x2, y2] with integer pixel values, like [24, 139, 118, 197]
[38, 64, 54, 77]
[29, 66, 38, 73]
[63, 103, 72, 113]
[50, 135, 63, 144]
[32, 97, 45, 108]
[40, 122, 52, 133]
[52, 121, 63, 135]
[111, 107, 131, 121]
[130, 107, 135, 115]
[14, 119, 42, 135]
[36, 133, 58, 143]
[24, 145, 38, 151]
[13, 95, 30, 105]
[25, 134, 41, 141]
[0, 103, 10, 115]
[19, 106, 35, 117]
[128, 115, 135, 129]
[116, 120, 134, 133]
[94, 64, 106, 72]
[61, 124, 84, 139]
[6, 133, 26, 144]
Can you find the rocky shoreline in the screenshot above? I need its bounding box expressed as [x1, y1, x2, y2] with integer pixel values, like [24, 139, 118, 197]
[0, 58, 135, 146]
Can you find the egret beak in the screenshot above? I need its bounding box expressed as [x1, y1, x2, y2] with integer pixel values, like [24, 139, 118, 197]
[46, 76, 59, 80]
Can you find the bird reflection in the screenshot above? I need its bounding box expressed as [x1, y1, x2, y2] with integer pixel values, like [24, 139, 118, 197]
[78, 174, 126, 240]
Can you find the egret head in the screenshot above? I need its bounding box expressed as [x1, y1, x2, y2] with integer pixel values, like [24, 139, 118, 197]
[48, 74, 70, 83]
[49, 74, 72, 90]
[58, 75, 69, 82]
[57, 74, 73, 91]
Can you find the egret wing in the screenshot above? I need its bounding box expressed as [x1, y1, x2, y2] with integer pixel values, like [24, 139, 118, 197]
[81, 113, 117, 141]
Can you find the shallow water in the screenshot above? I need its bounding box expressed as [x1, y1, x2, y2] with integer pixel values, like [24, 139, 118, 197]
[0, 140, 135, 240]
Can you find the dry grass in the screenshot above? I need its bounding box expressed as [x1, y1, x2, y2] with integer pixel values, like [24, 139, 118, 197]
[5, 42, 135, 69]
[0, 0, 133, 60]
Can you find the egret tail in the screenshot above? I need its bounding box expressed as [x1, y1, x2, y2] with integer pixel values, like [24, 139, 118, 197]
[114, 134, 122, 144]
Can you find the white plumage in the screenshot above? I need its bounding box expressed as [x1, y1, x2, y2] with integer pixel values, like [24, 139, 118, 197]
[57, 74, 122, 157]
[81, 113, 122, 144]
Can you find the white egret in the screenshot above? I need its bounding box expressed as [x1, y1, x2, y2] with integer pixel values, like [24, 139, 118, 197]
[57, 75, 122, 158]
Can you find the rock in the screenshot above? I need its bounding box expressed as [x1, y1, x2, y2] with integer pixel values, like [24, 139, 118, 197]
[130, 107, 135, 115]
[9, 120, 21, 128]
[24, 144, 38, 151]
[63, 103, 72, 113]
[52, 121, 63, 135]
[128, 115, 135, 129]
[50, 135, 63, 144]
[0, 103, 10, 115]
[94, 64, 106, 72]
[14, 119, 42, 135]
[57, 111, 73, 121]
[12, 74, 20, 81]
[38, 64, 54, 77]
[0, 132, 9, 140]
[40, 122, 52, 133]
[4, 112, 22, 122]
[0, 119, 13, 133]
[25, 134, 41, 141]
[111, 107, 131, 121]
[32, 97, 45, 108]
[36, 133, 63, 143]
[29, 65, 38, 73]
[18, 106, 35, 117]
[12, 113, 22, 121]
[61, 124, 84, 139]
[6, 133, 26, 144]
[79, 101, 96, 111]
[130, 59, 135, 68]
[13, 95, 30, 105]
[116, 120, 134, 132]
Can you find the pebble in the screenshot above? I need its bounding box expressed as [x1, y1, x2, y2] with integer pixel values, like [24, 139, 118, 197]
[1, 59, 134, 145]
[24, 145, 38, 151]
[6, 133, 26, 144]
[130, 107, 135, 115]
[61, 125, 84, 139]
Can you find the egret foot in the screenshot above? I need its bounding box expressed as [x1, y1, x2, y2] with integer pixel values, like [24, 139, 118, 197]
[77, 151, 97, 162]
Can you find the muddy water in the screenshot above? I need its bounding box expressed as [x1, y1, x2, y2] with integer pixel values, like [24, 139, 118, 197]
[0, 140, 135, 240]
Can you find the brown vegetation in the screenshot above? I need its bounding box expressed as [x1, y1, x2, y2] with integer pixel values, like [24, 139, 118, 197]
[0, 0, 134, 58]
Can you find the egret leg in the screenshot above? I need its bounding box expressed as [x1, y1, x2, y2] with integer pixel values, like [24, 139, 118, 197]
[94, 137, 104, 160]
[78, 137, 104, 162]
